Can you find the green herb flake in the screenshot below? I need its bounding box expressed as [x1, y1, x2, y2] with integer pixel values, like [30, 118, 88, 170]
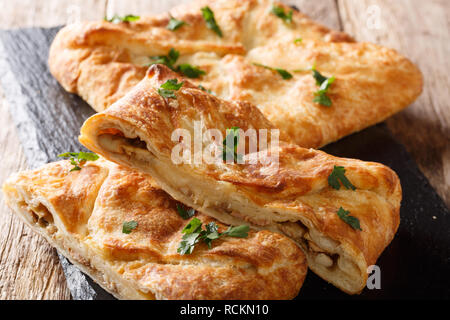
[104, 14, 140, 23]
[201, 6, 223, 37]
[222, 225, 250, 238]
[177, 63, 206, 78]
[176, 204, 196, 220]
[275, 68, 293, 80]
[294, 37, 302, 44]
[122, 220, 138, 234]
[177, 217, 249, 255]
[252, 63, 292, 80]
[161, 78, 184, 90]
[271, 5, 293, 24]
[311, 66, 335, 106]
[58, 152, 99, 172]
[157, 79, 184, 99]
[167, 15, 187, 31]
[313, 94, 332, 107]
[198, 85, 214, 95]
[328, 165, 356, 190]
[222, 127, 243, 163]
[182, 217, 203, 234]
[148, 48, 180, 70]
[336, 207, 362, 231]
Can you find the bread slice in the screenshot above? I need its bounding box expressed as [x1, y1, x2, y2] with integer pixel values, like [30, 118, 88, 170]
[79, 65, 401, 294]
[2, 158, 307, 300]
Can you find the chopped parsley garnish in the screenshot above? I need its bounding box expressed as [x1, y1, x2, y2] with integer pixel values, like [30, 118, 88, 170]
[311, 66, 335, 107]
[328, 165, 356, 190]
[58, 152, 99, 172]
[167, 15, 187, 31]
[294, 37, 302, 44]
[275, 68, 293, 79]
[176, 204, 196, 220]
[252, 63, 293, 80]
[122, 220, 138, 234]
[271, 5, 293, 24]
[157, 79, 184, 99]
[178, 217, 249, 255]
[336, 207, 362, 231]
[177, 64, 206, 78]
[148, 48, 205, 78]
[104, 14, 140, 23]
[198, 85, 214, 95]
[222, 127, 243, 163]
[201, 6, 222, 37]
[148, 48, 180, 70]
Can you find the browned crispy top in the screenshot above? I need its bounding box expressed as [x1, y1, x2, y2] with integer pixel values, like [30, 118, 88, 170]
[48, 0, 423, 148]
[3, 158, 307, 299]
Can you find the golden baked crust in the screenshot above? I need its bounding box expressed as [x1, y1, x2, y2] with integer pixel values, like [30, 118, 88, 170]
[79, 65, 401, 294]
[48, 0, 421, 148]
[2, 158, 307, 300]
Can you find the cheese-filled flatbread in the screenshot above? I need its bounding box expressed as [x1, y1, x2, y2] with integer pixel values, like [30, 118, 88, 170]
[2, 158, 307, 300]
[49, 0, 422, 148]
[79, 65, 401, 294]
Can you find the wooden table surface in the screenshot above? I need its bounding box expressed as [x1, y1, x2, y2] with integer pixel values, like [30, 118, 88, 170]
[0, 0, 448, 300]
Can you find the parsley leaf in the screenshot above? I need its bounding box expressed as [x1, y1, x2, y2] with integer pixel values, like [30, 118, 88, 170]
[198, 85, 214, 95]
[58, 152, 99, 172]
[122, 220, 138, 234]
[312, 68, 328, 86]
[252, 63, 293, 80]
[167, 15, 187, 31]
[178, 232, 201, 254]
[222, 127, 243, 163]
[104, 14, 140, 23]
[176, 204, 196, 219]
[294, 37, 302, 44]
[311, 66, 335, 106]
[161, 78, 184, 90]
[148, 49, 206, 77]
[177, 63, 206, 78]
[222, 225, 250, 238]
[313, 94, 332, 106]
[271, 5, 293, 24]
[336, 207, 362, 231]
[148, 48, 180, 70]
[182, 217, 203, 234]
[157, 88, 176, 99]
[201, 6, 223, 37]
[177, 218, 249, 255]
[328, 165, 356, 190]
[157, 79, 184, 98]
[275, 68, 293, 80]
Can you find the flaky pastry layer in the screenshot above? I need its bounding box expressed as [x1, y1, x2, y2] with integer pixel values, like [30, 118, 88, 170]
[49, 0, 422, 148]
[2, 158, 307, 300]
[79, 65, 401, 294]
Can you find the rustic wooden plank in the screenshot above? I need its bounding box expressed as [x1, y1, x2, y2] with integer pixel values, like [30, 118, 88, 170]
[337, 0, 450, 207]
[0, 0, 106, 300]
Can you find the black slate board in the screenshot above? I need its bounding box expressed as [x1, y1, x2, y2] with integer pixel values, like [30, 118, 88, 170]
[0, 27, 449, 300]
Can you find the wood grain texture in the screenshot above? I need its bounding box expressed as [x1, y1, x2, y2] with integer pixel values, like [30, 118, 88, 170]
[337, 0, 450, 207]
[0, 0, 448, 300]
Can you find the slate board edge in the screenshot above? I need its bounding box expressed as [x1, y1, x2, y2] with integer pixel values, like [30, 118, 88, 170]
[0, 27, 114, 300]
